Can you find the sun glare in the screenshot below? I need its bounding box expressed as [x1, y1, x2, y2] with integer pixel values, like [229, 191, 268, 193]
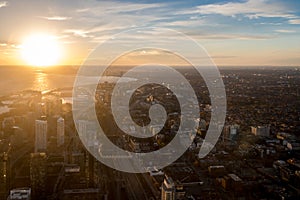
[21, 34, 61, 66]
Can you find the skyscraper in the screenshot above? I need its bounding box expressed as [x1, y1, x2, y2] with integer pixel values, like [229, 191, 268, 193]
[0, 152, 10, 200]
[30, 153, 47, 200]
[35, 119, 47, 152]
[57, 117, 64, 146]
[77, 120, 98, 148]
[161, 176, 175, 200]
[161, 175, 185, 200]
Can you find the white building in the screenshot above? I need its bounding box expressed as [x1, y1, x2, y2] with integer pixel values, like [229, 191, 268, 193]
[229, 124, 239, 140]
[230, 124, 239, 135]
[57, 117, 65, 146]
[77, 120, 98, 148]
[9, 188, 31, 200]
[35, 119, 47, 152]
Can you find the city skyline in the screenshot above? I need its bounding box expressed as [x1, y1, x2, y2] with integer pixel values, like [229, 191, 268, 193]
[0, 0, 300, 66]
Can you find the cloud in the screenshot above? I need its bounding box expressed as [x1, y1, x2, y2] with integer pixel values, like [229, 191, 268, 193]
[179, 0, 296, 19]
[0, 1, 7, 8]
[39, 16, 71, 21]
[64, 29, 92, 38]
[126, 49, 171, 57]
[9, 44, 21, 49]
[185, 31, 275, 40]
[76, 8, 90, 13]
[0, 41, 21, 58]
[202, 34, 273, 40]
[78, 1, 164, 15]
[259, 22, 282, 26]
[288, 19, 300, 24]
[59, 1, 172, 41]
[212, 55, 237, 59]
[0, 40, 20, 48]
[275, 29, 296, 33]
[158, 19, 207, 27]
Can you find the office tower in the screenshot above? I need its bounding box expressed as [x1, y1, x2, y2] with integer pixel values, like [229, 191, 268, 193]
[57, 117, 64, 146]
[35, 103, 45, 117]
[161, 175, 185, 200]
[0, 152, 10, 200]
[223, 124, 239, 142]
[45, 98, 62, 116]
[161, 176, 175, 200]
[2, 117, 15, 137]
[77, 120, 98, 148]
[77, 120, 98, 187]
[35, 119, 47, 152]
[30, 153, 47, 200]
[25, 112, 35, 139]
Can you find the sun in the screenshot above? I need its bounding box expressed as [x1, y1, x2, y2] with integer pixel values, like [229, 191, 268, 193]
[21, 34, 61, 66]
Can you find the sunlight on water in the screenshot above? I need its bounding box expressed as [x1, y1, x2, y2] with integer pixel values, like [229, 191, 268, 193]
[33, 71, 49, 92]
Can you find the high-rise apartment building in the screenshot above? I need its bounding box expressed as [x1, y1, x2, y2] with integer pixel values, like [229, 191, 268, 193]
[57, 117, 64, 146]
[35, 119, 47, 152]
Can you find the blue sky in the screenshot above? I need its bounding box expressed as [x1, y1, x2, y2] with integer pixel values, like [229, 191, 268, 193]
[0, 0, 299, 66]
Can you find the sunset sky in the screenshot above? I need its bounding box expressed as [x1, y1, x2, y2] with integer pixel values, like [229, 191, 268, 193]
[0, 0, 300, 66]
